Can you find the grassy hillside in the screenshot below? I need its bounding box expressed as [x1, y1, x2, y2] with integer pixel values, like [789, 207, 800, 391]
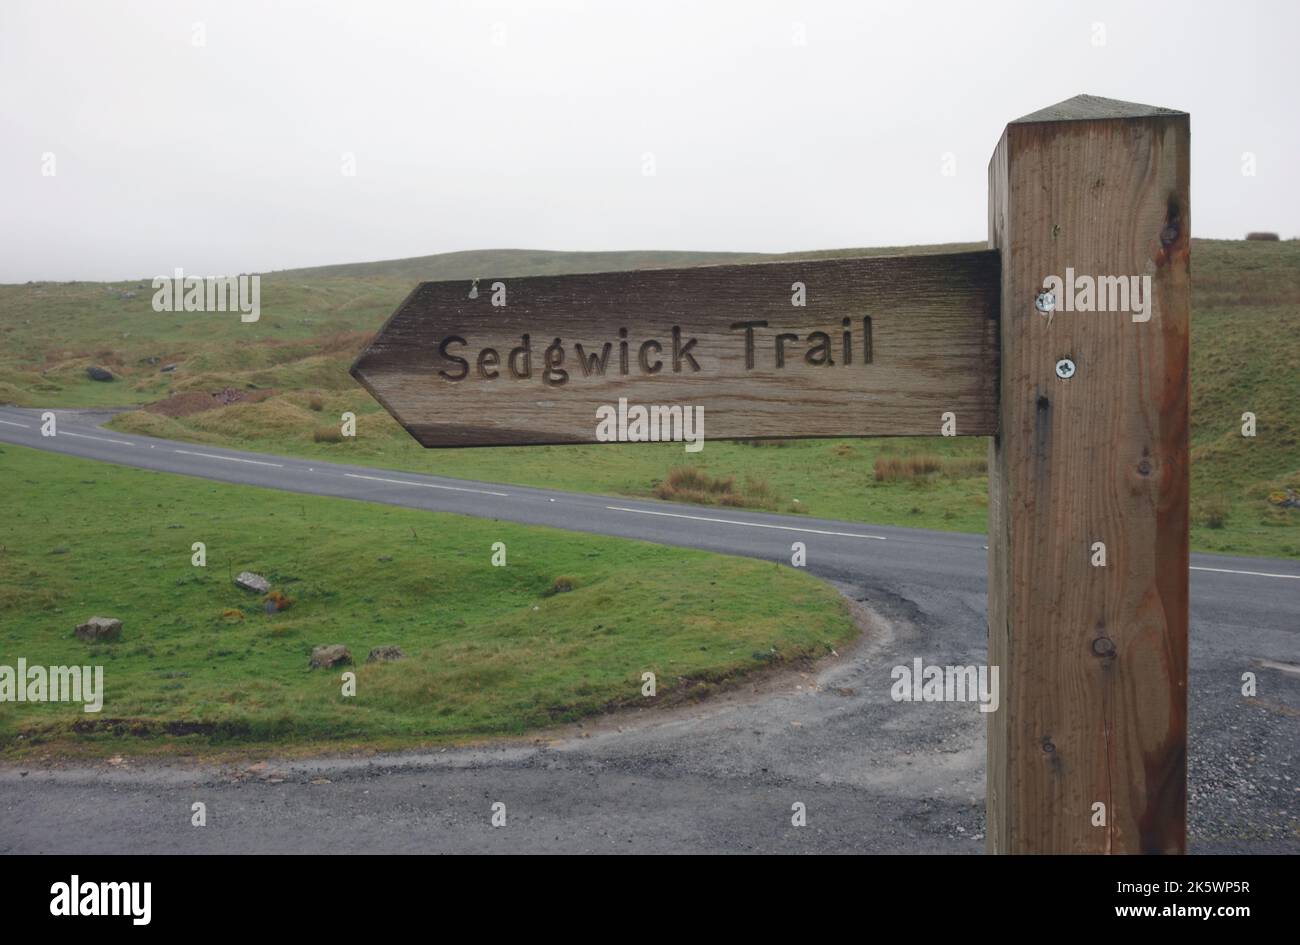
[0, 444, 854, 757]
[0, 239, 1294, 558]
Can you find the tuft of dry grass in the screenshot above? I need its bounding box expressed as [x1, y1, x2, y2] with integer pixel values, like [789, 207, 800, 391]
[873, 454, 987, 482]
[653, 467, 781, 510]
[874, 455, 942, 481]
[545, 576, 578, 596]
[1195, 495, 1230, 529]
[312, 425, 343, 443]
[658, 466, 735, 497]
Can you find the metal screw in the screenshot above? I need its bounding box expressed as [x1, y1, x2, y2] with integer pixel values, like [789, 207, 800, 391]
[1091, 637, 1115, 657]
[1035, 292, 1056, 314]
[1055, 358, 1076, 379]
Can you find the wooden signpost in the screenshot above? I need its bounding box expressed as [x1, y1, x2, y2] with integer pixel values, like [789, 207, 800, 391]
[352, 95, 1191, 854]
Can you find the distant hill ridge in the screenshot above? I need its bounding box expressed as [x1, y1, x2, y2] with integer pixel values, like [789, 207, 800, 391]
[265, 243, 988, 282]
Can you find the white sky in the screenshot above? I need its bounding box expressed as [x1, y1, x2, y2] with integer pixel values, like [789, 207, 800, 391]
[1, 0, 1294, 282]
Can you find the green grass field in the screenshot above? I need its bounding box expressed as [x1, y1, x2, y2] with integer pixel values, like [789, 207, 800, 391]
[0, 444, 855, 758]
[1, 238, 1296, 558]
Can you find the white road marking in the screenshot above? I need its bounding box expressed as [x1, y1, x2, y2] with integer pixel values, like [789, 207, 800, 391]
[605, 505, 888, 540]
[60, 431, 134, 446]
[0, 419, 30, 428]
[344, 472, 509, 497]
[1191, 565, 1299, 581]
[1252, 658, 1300, 676]
[173, 449, 283, 468]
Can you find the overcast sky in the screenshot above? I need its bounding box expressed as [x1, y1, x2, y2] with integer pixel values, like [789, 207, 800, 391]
[1, 0, 1294, 282]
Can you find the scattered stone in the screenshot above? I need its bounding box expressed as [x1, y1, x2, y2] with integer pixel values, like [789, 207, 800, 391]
[86, 366, 114, 382]
[377, 555, 393, 562]
[241, 761, 288, 782]
[1268, 489, 1300, 509]
[75, 616, 122, 642]
[234, 571, 270, 594]
[160, 363, 177, 373]
[49, 547, 69, 555]
[139, 355, 160, 366]
[310, 644, 353, 669]
[118, 291, 138, 299]
[366, 645, 405, 663]
[263, 590, 293, 613]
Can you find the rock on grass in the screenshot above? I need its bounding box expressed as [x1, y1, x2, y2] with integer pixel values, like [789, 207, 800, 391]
[234, 571, 270, 594]
[366, 645, 404, 663]
[310, 644, 352, 669]
[75, 616, 122, 642]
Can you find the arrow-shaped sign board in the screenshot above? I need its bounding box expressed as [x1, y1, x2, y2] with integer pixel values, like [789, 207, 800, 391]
[351, 250, 1000, 447]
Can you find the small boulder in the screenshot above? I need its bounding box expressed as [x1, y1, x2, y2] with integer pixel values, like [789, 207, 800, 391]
[75, 616, 122, 642]
[366, 645, 405, 663]
[310, 644, 353, 669]
[234, 571, 270, 594]
[160, 363, 178, 373]
[86, 366, 114, 382]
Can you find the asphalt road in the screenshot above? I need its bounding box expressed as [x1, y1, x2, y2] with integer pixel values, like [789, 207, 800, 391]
[1, 406, 1297, 853]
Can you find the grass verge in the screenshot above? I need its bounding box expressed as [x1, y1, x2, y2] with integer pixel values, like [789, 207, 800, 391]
[0, 444, 856, 759]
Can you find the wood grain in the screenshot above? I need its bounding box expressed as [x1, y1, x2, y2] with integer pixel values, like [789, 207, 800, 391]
[986, 97, 1190, 853]
[351, 252, 1000, 446]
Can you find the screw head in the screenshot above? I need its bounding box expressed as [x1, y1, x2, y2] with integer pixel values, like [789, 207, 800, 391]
[1055, 358, 1076, 379]
[1035, 292, 1057, 314]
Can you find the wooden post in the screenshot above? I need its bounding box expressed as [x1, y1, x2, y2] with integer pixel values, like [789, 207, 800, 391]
[987, 96, 1190, 853]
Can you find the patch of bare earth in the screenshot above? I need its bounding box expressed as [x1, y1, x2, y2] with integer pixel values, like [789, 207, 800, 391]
[145, 387, 276, 418]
